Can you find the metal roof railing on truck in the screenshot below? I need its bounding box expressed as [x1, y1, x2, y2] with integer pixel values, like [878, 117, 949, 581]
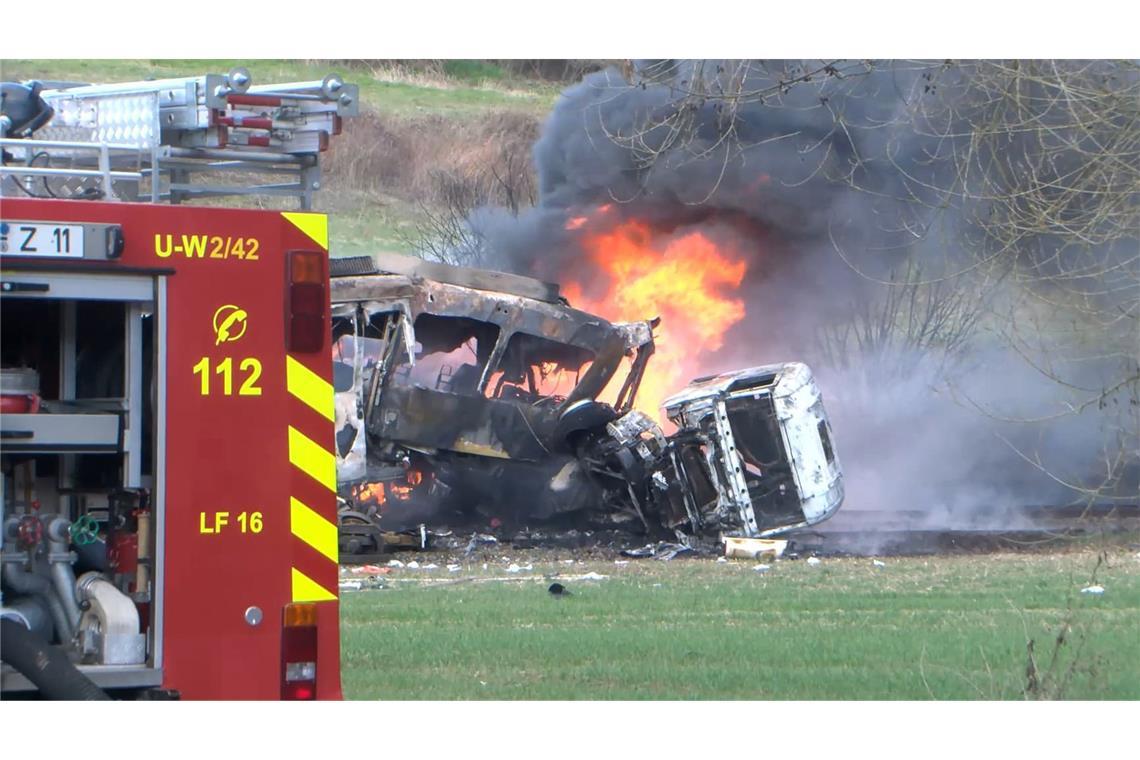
[0, 68, 358, 209]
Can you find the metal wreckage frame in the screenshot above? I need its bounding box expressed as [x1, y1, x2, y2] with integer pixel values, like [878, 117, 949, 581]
[328, 254, 844, 558]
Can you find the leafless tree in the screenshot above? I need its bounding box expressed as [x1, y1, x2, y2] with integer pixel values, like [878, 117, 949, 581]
[813, 257, 994, 385]
[409, 143, 537, 267]
[601, 59, 1140, 500]
[913, 61, 1140, 503]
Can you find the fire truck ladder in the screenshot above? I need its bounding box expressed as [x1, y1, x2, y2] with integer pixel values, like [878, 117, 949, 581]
[0, 68, 358, 209]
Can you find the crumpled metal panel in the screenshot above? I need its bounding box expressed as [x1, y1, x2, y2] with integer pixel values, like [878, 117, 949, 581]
[662, 362, 845, 536]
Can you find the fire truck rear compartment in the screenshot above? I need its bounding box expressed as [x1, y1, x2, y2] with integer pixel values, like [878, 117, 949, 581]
[1, 272, 163, 695]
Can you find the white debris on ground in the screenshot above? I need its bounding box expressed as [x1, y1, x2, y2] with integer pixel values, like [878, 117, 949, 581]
[754, 564, 771, 573]
[447, 564, 462, 572]
[1080, 585, 1105, 595]
[561, 559, 576, 565]
[614, 560, 629, 566]
[580, 572, 608, 581]
[422, 563, 438, 570]
[872, 559, 886, 568]
[506, 563, 534, 573]
[807, 557, 822, 566]
[387, 559, 404, 568]
[716, 557, 728, 564]
[723, 537, 788, 561]
[406, 561, 420, 569]
[339, 580, 363, 592]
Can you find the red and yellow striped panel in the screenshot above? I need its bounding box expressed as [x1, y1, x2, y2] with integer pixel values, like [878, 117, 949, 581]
[282, 212, 338, 602]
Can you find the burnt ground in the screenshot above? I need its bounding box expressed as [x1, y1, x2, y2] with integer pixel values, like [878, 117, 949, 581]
[793, 506, 1140, 557]
[341, 506, 1140, 569]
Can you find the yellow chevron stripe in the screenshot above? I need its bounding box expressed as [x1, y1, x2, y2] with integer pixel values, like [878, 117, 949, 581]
[281, 212, 328, 250]
[291, 496, 338, 563]
[287, 425, 336, 493]
[291, 567, 336, 603]
[286, 356, 334, 422]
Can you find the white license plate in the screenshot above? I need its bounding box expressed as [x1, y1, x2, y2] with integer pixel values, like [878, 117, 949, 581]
[0, 221, 85, 258]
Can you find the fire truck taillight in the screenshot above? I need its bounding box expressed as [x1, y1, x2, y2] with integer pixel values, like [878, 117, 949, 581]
[282, 603, 319, 700]
[287, 250, 326, 353]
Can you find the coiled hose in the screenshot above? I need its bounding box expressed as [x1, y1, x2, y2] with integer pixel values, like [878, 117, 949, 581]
[0, 618, 109, 700]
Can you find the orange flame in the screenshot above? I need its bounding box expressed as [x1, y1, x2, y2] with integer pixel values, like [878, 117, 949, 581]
[355, 468, 428, 508]
[562, 215, 749, 421]
[357, 481, 387, 506]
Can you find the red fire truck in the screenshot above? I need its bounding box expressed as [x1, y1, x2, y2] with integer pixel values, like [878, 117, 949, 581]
[0, 70, 356, 699]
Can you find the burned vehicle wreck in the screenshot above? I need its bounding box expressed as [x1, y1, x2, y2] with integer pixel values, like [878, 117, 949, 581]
[328, 254, 843, 556]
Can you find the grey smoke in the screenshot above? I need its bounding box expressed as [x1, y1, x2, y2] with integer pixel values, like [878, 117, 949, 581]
[461, 60, 1139, 524]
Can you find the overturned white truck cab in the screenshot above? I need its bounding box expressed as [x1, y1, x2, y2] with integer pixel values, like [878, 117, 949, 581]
[328, 254, 843, 553]
[662, 363, 844, 537]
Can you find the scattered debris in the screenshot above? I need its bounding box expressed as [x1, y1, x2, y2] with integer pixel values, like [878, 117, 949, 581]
[658, 543, 694, 561]
[622, 542, 693, 561]
[724, 537, 788, 561]
[580, 572, 608, 581]
[447, 564, 462, 572]
[423, 563, 439, 570]
[754, 564, 771, 573]
[806, 557, 822, 566]
[716, 557, 728, 564]
[506, 563, 534, 573]
[614, 560, 629, 566]
[872, 559, 886, 568]
[339, 580, 364, 592]
[406, 561, 420, 569]
[464, 533, 499, 555]
[1080, 585, 1105, 595]
[548, 582, 571, 597]
[387, 559, 405, 568]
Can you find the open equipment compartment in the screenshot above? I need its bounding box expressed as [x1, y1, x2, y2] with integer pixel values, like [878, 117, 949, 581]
[1, 263, 165, 693]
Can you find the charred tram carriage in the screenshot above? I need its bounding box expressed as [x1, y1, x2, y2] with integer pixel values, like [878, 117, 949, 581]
[329, 254, 844, 554]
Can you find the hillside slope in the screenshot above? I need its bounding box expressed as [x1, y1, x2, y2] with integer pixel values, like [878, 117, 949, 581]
[0, 59, 574, 256]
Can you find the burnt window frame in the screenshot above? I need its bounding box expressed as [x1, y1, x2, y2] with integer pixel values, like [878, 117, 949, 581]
[393, 313, 501, 396]
[484, 330, 597, 404]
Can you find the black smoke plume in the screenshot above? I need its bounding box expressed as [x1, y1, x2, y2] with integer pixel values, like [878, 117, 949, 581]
[460, 60, 1139, 524]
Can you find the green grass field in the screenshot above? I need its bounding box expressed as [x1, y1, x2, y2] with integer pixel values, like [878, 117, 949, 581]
[340, 544, 1140, 700]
